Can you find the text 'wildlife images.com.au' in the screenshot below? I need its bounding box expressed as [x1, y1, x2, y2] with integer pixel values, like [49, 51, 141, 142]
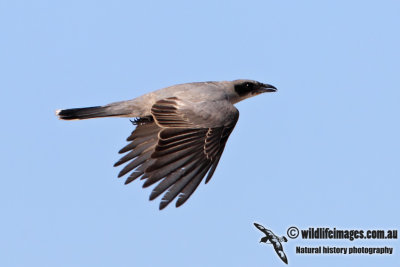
[254, 224, 397, 264]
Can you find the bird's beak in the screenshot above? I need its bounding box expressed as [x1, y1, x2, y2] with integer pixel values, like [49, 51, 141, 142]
[252, 83, 277, 96]
[259, 83, 277, 93]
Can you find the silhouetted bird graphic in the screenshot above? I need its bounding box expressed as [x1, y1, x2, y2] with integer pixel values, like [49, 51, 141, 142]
[254, 223, 288, 264]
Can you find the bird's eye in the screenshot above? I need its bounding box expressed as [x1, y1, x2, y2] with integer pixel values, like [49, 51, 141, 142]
[234, 82, 256, 96]
[245, 83, 253, 89]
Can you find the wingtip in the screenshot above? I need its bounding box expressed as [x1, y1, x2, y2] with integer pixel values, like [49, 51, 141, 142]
[158, 198, 172, 210]
[149, 191, 158, 201]
[114, 161, 122, 168]
[116, 169, 125, 178]
[159, 202, 167, 210]
[175, 198, 184, 208]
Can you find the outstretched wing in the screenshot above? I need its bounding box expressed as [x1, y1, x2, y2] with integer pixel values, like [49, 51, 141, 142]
[114, 97, 239, 209]
[273, 243, 288, 264]
[254, 223, 270, 235]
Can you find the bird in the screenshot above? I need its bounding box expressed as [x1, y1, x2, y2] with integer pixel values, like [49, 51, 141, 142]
[56, 79, 277, 209]
[254, 222, 288, 264]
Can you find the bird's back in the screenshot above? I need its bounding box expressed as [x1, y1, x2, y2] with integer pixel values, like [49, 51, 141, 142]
[126, 81, 233, 117]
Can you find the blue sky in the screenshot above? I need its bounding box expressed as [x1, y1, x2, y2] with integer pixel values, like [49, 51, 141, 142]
[1, 1, 399, 266]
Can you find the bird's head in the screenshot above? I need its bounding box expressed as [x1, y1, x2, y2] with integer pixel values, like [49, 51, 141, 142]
[259, 236, 269, 243]
[231, 79, 277, 103]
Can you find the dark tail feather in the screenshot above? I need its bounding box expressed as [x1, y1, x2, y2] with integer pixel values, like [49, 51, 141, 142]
[56, 106, 127, 120]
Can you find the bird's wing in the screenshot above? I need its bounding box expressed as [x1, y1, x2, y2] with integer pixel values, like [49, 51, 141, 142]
[273, 242, 288, 264]
[254, 223, 270, 235]
[114, 97, 239, 209]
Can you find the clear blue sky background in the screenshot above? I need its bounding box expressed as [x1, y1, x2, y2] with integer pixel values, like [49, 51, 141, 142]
[1, 1, 399, 266]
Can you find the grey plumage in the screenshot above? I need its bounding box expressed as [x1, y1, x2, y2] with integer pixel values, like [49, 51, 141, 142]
[56, 79, 276, 209]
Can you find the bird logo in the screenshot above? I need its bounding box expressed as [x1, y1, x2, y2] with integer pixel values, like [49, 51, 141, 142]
[254, 223, 288, 264]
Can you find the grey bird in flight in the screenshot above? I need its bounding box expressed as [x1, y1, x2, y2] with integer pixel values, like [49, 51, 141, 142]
[254, 223, 288, 264]
[56, 80, 277, 209]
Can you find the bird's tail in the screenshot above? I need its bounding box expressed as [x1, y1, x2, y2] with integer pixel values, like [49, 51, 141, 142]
[56, 102, 134, 120]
